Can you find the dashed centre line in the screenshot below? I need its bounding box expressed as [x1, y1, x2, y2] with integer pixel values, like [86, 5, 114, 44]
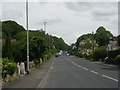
[82, 67, 88, 70]
[90, 70, 98, 74]
[63, 56, 118, 82]
[102, 75, 118, 82]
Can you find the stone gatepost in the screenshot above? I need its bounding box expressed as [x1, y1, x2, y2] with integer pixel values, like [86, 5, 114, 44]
[20, 62, 25, 74]
[17, 62, 20, 74]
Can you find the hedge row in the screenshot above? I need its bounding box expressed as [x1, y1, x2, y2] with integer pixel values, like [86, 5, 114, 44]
[76, 48, 120, 65]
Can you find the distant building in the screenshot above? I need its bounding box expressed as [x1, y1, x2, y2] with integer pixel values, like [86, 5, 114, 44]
[71, 43, 77, 50]
[107, 40, 118, 51]
[79, 40, 85, 45]
[0, 39, 6, 43]
[0, 39, 16, 43]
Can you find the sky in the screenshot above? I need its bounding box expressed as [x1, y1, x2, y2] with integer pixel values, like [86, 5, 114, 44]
[1, 0, 119, 45]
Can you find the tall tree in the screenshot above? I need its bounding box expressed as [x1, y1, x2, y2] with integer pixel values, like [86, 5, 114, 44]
[2, 37, 13, 59]
[94, 26, 113, 46]
[117, 35, 120, 47]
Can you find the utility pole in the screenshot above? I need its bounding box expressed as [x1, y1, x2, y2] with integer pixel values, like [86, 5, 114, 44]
[92, 31, 94, 51]
[49, 34, 51, 49]
[26, 0, 29, 74]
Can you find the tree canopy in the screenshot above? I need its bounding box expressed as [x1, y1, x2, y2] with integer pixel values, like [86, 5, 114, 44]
[95, 26, 113, 46]
[2, 20, 68, 62]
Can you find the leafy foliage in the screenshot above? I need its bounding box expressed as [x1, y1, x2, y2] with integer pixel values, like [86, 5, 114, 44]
[93, 48, 107, 61]
[116, 55, 120, 65]
[2, 20, 25, 39]
[52, 36, 68, 50]
[2, 20, 68, 63]
[117, 35, 120, 47]
[76, 33, 93, 47]
[95, 26, 113, 46]
[29, 36, 47, 61]
[2, 58, 17, 78]
[2, 37, 13, 59]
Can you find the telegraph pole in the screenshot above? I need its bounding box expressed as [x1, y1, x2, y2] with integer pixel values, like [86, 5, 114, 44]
[92, 31, 94, 51]
[26, 0, 29, 74]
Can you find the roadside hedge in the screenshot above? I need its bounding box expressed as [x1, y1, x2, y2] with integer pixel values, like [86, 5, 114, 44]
[93, 48, 107, 61]
[116, 55, 120, 65]
[108, 49, 120, 58]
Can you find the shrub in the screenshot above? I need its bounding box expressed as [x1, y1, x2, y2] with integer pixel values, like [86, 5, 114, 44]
[93, 48, 107, 61]
[108, 49, 120, 58]
[33, 59, 40, 65]
[115, 55, 120, 65]
[2, 58, 17, 78]
[77, 53, 83, 58]
[45, 52, 52, 60]
[85, 52, 93, 60]
[104, 58, 116, 64]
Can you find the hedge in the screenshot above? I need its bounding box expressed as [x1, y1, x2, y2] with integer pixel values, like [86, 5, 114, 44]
[93, 48, 107, 61]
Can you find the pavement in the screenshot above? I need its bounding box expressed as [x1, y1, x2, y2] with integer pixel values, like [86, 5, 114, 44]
[2, 55, 118, 88]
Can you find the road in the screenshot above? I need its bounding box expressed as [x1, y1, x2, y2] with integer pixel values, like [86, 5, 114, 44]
[3, 55, 118, 88]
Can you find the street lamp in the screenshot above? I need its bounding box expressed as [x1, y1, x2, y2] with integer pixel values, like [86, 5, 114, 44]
[44, 22, 47, 34]
[26, 0, 29, 74]
[43, 22, 50, 49]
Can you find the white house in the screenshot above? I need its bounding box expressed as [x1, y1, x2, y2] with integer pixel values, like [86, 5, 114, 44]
[107, 40, 118, 51]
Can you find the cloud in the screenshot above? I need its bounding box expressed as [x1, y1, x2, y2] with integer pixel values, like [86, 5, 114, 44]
[2, 10, 23, 20]
[64, 2, 117, 19]
[35, 18, 62, 26]
[2, 2, 118, 45]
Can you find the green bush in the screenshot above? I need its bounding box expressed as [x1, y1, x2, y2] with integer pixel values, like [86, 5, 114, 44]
[93, 48, 107, 61]
[2, 58, 17, 78]
[108, 49, 120, 58]
[115, 55, 120, 65]
[104, 58, 116, 64]
[85, 52, 93, 60]
[77, 53, 83, 58]
[33, 59, 40, 65]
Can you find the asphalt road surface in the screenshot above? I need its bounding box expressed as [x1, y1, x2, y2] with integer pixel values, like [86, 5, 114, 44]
[3, 55, 118, 88]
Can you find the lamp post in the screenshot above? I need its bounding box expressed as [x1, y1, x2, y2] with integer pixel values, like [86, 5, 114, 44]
[26, 0, 29, 74]
[44, 22, 47, 34]
[43, 22, 50, 49]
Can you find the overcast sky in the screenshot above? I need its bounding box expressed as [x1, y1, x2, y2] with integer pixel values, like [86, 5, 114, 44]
[1, 1, 118, 45]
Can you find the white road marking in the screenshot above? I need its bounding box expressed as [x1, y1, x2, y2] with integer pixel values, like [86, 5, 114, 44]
[77, 65, 82, 68]
[102, 75, 118, 82]
[74, 63, 77, 65]
[63, 56, 118, 82]
[90, 70, 98, 74]
[82, 67, 88, 70]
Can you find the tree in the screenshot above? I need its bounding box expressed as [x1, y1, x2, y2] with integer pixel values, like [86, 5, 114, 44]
[2, 37, 13, 59]
[2, 20, 68, 63]
[29, 36, 47, 61]
[2, 20, 25, 39]
[52, 36, 68, 51]
[117, 35, 120, 47]
[94, 26, 113, 46]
